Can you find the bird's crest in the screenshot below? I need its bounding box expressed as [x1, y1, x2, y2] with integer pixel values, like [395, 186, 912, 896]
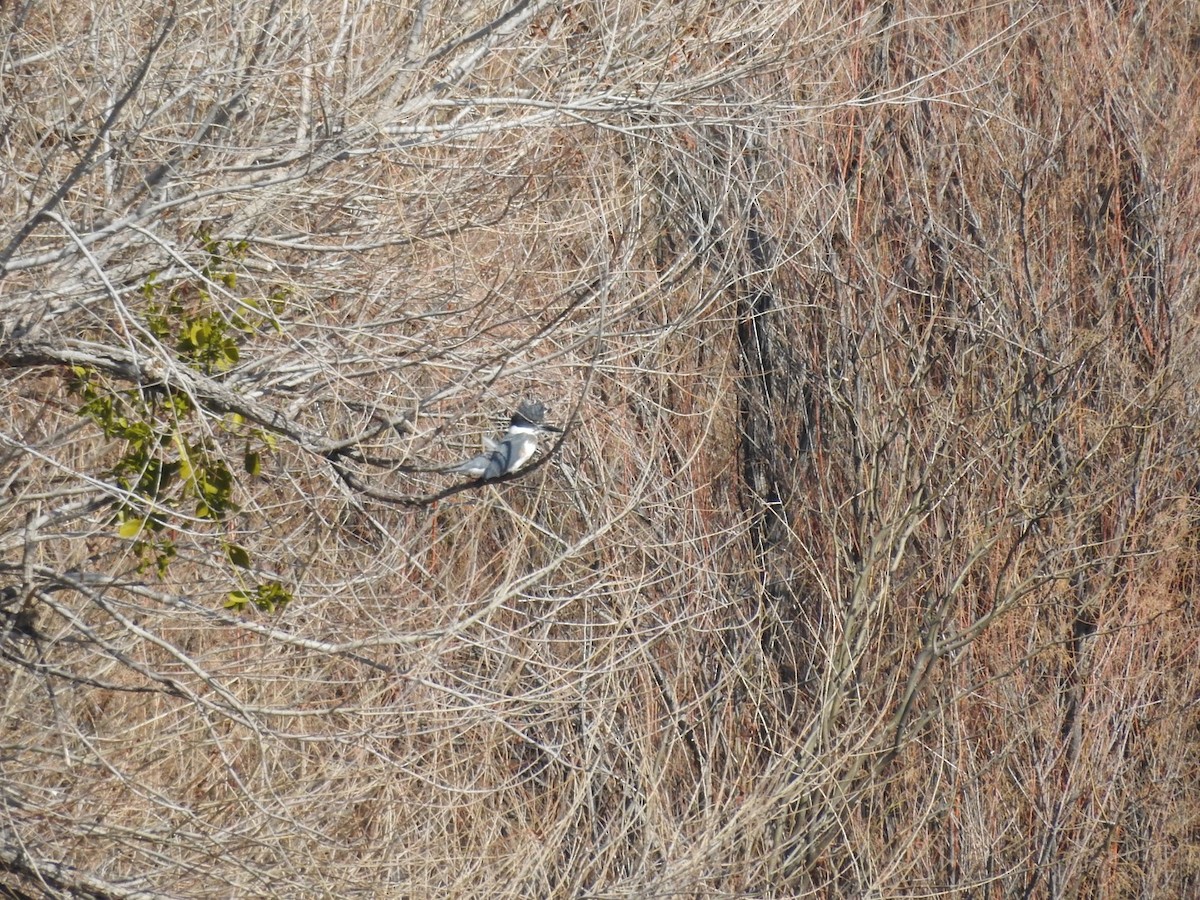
[512, 400, 548, 428]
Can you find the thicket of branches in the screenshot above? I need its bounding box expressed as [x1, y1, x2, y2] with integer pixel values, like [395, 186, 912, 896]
[2, 0, 1198, 896]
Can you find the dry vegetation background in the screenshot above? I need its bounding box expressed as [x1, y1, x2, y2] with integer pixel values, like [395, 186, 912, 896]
[1, 0, 1199, 896]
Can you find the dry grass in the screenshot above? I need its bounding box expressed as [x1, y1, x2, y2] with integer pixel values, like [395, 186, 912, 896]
[1, 0, 1199, 896]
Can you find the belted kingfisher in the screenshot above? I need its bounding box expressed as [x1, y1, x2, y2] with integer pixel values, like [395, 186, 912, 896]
[447, 400, 563, 480]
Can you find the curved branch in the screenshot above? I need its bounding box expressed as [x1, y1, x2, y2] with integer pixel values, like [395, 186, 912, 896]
[0, 840, 171, 900]
[0, 336, 379, 462]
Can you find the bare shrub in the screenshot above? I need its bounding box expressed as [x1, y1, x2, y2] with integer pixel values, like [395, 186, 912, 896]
[1, 1, 1198, 896]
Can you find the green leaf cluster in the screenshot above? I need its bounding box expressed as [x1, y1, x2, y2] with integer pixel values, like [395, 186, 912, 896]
[68, 231, 293, 609]
[142, 235, 285, 375]
[226, 580, 293, 613]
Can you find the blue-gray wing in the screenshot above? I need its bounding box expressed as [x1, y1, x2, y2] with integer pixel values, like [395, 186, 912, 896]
[480, 440, 518, 479]
[452, 441, 516, 479]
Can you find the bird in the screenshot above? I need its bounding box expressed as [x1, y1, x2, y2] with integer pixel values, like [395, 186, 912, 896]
[447, 400, 563, 480]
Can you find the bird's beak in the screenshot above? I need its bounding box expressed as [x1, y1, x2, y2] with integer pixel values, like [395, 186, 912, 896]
[542, 424, 564, 433]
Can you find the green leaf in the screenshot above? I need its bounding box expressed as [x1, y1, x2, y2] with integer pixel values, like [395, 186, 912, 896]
[155, 539, 177, 578]
[244, 449, 261, 477]
[225, 582, 292, 614]
[253, 581, 293, 613]
[226, 544, 252, 569]
[119, 518, 145, 539]
[123, 420, 154, 444]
